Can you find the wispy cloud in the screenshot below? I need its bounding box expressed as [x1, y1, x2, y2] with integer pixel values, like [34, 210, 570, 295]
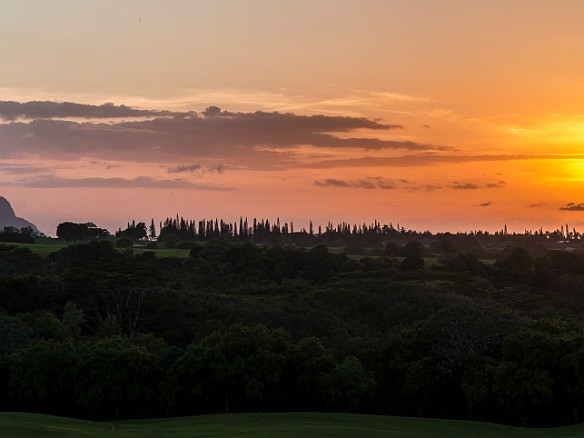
[315, 177, 395, 190]
[303, 154, 584, 169]
[486, 180, 506, 188]
[452, 181, 506, 190]
[452, 183, 480, 190]
[0, 164, 47, 174]
[0, 100, 171, 121]
[0, 175, 234, 190]
[480, 201, 493, 207]
[407, 184, 442, 191]
[167, 164, 202, 173]
[167, 163, 225, 174]
[314, 177, 506, 192]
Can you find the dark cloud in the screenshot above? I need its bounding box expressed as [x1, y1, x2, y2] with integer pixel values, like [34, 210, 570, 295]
[407, 184, 442, 191]
[0, 104, 447, 165]
[168, 164, 202, 173]
[480, 201, 493, 207]
[314, 179, 350, 188]
[0, 175, 233, 190]
[560, 202, 584, 211]
[0, 101, 171, 121]
[451, 180, 505, 190]
[529, 202, 548, 208]
[167, 163, 225, 174]
[486, 180, 506, 188]
[315, 178, 445, 192]
[315, 177, 395, 190]
[452, 183, 480, 190]
[117, 109, 430, 153]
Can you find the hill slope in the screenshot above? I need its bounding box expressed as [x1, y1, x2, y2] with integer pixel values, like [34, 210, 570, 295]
[0, 196, 38, 232]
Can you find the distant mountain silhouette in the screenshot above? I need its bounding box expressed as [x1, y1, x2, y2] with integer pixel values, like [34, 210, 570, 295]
[0, 196, 39, 232]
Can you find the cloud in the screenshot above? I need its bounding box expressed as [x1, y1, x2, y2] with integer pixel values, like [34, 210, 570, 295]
[0, 104, 448, 166]
[480, 201, 493, 207]
[560, 202, 584, 211]
[314, 177, 395, 190]
[314, 179, 350, 188]
[314, 178, 448, 191]
[529, 202, 548, 208]
[303, 154, 584, 169]
[486, 180, 506, 188]
[168, 164, 202, 173]
[0, 175, 234, 190]
[407, 184, 442, 191]
[167, 163, 225, 174]
[0, 100, 171, 121]
[452, 180, 506, 190]
[0, 164, 47, 174]
[451, 183, 480, 190]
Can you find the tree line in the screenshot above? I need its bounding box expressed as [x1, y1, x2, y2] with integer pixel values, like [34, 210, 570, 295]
[52, 215, 584, 259]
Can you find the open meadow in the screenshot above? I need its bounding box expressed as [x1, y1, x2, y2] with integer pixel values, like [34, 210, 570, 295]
[1, 240, 192, 258]
[2, 412, 584, 438]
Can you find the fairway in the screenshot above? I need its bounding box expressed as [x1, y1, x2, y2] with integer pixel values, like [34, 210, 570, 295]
[1, 412, 584, 438]
[0, 241, 191, 258]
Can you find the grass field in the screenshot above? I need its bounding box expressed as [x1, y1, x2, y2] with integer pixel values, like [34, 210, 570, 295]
[1, 412, 584, 438]
[2, 241, 498, 265]
[0, 241, 191, 258]
[1, 240, 68, 256]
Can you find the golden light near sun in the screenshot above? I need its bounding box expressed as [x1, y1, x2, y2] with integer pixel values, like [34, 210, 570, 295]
[563, 159, 584, 182]
[535, 118, 584, 149]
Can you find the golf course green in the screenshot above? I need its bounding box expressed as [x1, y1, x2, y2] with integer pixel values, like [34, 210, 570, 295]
[2, 412, 584, 438]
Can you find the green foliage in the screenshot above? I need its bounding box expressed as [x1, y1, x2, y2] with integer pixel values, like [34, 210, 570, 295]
[116, 237, 134, 248]
[495, 247, 535, 284]
[75, 337, 159, 417]
[0, 314, 34, 361]
[116, 222, 147, 241]
[402, 240, 425, 258]
[5, 238, 584, 426]
[0, 245, 42, 276]
[9, 338, 79, 410]
[9, 336, 166, 418]
[319, 356, 376, 412]
[56, 222, 109, 243]
[169, 324, 290, 414]
[401, 255, 425, 271]
[287, 337, 336, 410]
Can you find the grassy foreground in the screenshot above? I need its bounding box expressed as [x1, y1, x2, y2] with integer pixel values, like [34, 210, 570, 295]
[2, 412, 584, 438]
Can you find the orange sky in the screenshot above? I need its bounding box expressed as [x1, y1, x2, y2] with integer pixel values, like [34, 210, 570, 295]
[1, 0, 584, 236]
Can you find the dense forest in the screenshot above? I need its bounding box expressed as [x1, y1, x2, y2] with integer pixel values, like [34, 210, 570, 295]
[2, 220, 584, 427]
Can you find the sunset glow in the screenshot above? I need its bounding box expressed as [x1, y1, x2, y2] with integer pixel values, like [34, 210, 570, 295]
[2, 0, 584, 235]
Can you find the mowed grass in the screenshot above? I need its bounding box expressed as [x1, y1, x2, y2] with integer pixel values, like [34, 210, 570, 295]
[1, 240, 68, 256]
[0, 241, 191, 258]
[1, 412, 584, 438]
[1, 241, 498, 264]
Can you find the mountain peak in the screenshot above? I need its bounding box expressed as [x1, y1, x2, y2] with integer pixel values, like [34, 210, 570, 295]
[0, 196, 39, 233]
[0, 196, 16, 218]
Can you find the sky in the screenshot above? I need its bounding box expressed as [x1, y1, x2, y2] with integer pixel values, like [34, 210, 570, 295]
[2, 0, 584, 236]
